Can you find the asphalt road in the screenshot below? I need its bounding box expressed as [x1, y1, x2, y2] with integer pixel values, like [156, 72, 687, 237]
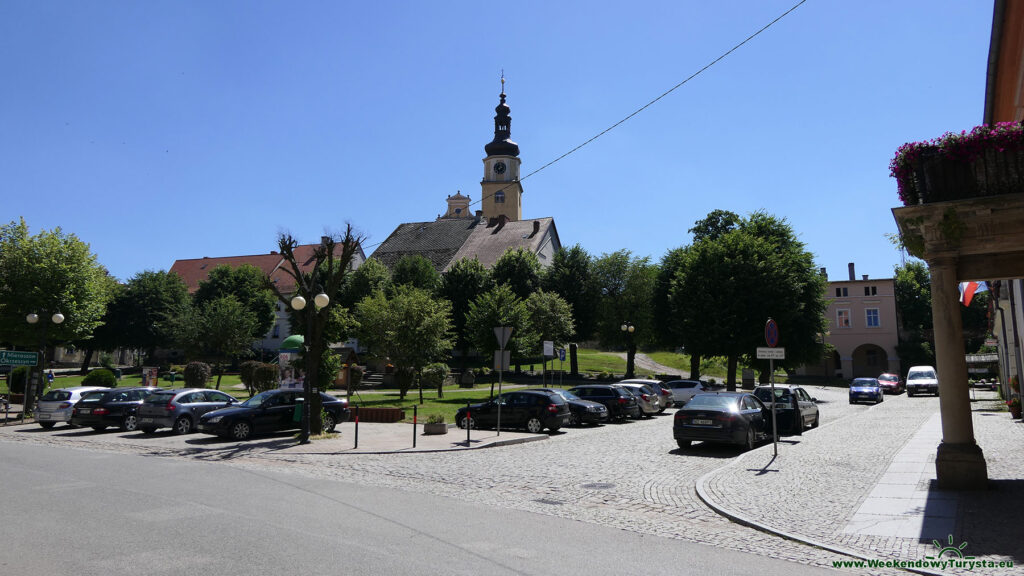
[0, 441, 843, 576]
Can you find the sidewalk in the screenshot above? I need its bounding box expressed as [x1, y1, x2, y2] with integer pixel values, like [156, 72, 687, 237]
[696, 391, 1023, 575]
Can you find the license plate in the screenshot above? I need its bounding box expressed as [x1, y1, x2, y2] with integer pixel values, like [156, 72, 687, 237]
[141, 418, 153, 423]
[693, 419, 713, 425]
[79, 408, 91, 414]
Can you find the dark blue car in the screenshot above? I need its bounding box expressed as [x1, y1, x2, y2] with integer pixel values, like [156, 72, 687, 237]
[849, 378, 884, 404]
[198, 389, 349, 440]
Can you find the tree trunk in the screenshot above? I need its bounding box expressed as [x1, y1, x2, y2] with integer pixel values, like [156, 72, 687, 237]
[726, 355, 738, 391]
[215, 363, 223, 390]
[625, 341, 636, 379]
[418, 369, 424, 404]
[689, 353, 701, 380]
[79, 348, 95, 375]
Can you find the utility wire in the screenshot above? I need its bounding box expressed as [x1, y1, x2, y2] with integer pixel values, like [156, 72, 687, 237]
[366, 0, 809, 251]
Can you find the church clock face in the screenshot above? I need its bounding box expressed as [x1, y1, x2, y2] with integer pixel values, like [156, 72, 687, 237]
[493, 161, 506, 175]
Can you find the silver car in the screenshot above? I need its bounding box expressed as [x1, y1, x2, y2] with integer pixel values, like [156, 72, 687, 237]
[664, 380, 707, 407]
[616, 383, 660, 417]
[36, 386, 106, 428]
[136, 388, 239, 434]
[618, 379, 672, 412]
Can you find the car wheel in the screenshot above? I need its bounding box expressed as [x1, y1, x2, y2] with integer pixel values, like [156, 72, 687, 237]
[91, 425, 106, 432]
[121, 414, 139, 432]
[811, 414, 819, 428]
[140, 426, 157, 434]
[676, 439, 691, 449]
[230, 421, 252, 441]
[743, 427, 755, 451]
[39, 422, 55, 429]
[322, 412, 336, 433]
[526, 417, 544, 434]
[173, 416, 193, 435]
[908, 390, 915, 397]
[568, 413, 580, 427]
[457, 415, 476, 429]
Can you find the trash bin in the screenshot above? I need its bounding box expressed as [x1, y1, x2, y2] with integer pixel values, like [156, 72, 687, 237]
[169, 372, 176, 384]
[293, 398, 304, 423]
[115, 369, 122, 380]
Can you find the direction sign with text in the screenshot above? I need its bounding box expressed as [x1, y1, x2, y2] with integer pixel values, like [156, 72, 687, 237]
[0, 350, 38, 366]
[756, 347, 785, 360]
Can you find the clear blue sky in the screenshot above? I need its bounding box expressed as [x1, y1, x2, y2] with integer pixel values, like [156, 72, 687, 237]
[1, 1, 994, 283]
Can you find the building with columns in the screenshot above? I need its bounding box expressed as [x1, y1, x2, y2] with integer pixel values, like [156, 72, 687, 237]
[373, 85, 560, 271]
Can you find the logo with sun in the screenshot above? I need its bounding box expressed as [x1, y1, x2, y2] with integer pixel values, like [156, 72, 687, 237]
[926, 535, 975, 560]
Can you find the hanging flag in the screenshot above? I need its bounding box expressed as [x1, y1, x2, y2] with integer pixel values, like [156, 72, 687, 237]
[959, 281, 988, 307]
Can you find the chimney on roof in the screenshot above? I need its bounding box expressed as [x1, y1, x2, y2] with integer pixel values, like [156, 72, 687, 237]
[321, 235, 331, 245]
[819, 267, 826, 277]
[862, 274, 868, 280]
[531, 220, 540, 237]
[848, 263, 855, 281]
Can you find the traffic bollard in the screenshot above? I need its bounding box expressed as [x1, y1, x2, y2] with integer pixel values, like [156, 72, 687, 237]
[413, 405, 417, 448]
[354, 405, 359, 449]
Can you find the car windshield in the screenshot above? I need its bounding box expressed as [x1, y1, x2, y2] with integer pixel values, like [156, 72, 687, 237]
[672, 381, 698, 389]
[550, 389, 581, 401]
[242, 391, 276, 407]
[686, 395, 738, 410]
[754, 388, 791, 402]
[853, 379, 878, 387]
[909, 371, 936, 380]
[878, 374, 897, 382]
[41, 390, 72, 402]
[79, 391, 107, 403]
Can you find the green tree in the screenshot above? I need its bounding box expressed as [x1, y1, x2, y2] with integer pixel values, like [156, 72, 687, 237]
[340, 257, 392, 307]
[592, 250, 656, 378]
[0, 219, 113, 410]
[465, 284, 535, 382]
[168, 296, 258, 389]
[541, 245, 599, 341]
[193, 264, 276, 338]
[525, 290, 575, 354]
[492, 247, 541, 300]
[354, 286, 453, 401]
[689, 209, 740, 242]
[391, 254, 441, 293]
[670, 211, 828, 389]
[438, 258, 491, 368]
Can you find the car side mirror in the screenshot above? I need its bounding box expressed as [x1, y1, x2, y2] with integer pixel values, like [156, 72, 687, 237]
[811, 398, 818, 403]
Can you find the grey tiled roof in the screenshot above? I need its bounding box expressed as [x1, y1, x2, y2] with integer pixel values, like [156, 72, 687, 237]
[371, 219, 479, 270]
[450, 217, 556, 270]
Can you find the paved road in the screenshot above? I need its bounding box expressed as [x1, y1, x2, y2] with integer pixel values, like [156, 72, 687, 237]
[0, 385, 912, 575]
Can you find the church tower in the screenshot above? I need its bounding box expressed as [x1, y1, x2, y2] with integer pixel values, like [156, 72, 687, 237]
[480, 79, 523, 221]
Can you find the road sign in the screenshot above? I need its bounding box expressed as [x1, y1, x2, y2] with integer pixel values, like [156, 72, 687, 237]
[543, 340, 554, 357]
[558, 348, 566, 362]
[0, 350, 38, 366]
[494, 326, 512, 349]
[756, 347, 785, 360]
[493, 350, 511, 371]
[985, 338, 998, 347]
[765, 319, 779, 348]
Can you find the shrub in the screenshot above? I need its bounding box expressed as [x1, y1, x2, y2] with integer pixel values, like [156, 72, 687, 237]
[252, 363, 279, 393]
[8, 366, 30, 394]
[239, 360, 261, 395]
[169, 364, 186, 374]
[183, 362, 211, 388]
[420, 363, 449, 389]
[82, 369, 117, 388]
[395, 367, 416, 399]
[426, 413, 445, 424]
[346, 364, 363, 397]
[320, 350, 342, 390]
[98, 353, 115, 370]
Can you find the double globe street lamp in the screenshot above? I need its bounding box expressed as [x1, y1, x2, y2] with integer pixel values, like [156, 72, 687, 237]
[25, 311, 64, 413]
[621, 322, 636, 379]
[289, 290, 329, 444]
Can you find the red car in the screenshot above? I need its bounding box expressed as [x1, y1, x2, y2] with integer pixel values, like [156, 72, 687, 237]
[877, 373, 905, 394]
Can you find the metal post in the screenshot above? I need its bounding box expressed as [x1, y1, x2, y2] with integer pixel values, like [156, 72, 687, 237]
[497, 345, 503, 437]
[413, 405, 417, 448]
[466, 400, 471, 445]
[770, 358, 778, 457]
[354, 406, 359, 449]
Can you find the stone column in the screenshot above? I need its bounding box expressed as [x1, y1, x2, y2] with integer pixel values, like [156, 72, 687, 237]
[927, 255, 987, 489]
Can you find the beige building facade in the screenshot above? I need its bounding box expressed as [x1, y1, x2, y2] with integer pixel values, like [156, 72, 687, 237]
[817, 263, 900, 379]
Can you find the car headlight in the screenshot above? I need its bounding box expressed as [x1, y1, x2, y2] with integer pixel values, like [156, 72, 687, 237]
[206, 416, 223, 424]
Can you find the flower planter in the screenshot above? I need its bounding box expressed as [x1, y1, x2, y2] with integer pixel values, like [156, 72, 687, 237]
[1010, 405, 1022, 420]
[423, 422, 448, 435]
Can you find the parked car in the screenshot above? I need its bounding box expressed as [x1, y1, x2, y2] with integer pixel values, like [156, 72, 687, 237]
[455, 389, 570, 433]
[673, 392, 770, 451]
[663, 380, 708, 407]
[533, 388, 609, 426]
[848, 378, 884, 404]
[876, 373, 905, 394]
[752, 385, 820, 434]
[906, 365, 939, 397]
[617, 382, 661, 417]
[618, 379, 673, 411]
[197, 389, 350, 441]
[137, 388, 240, 434]
[70, 387, 159, 432]
[568, 384, 641, 421]
[36, 386, 106, 429]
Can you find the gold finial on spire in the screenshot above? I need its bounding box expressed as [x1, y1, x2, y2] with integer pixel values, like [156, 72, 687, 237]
[500, 69, 505, 91]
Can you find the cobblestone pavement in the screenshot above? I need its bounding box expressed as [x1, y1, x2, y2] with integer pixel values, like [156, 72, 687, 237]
[699, 389, 1023, 576]
[0, 386, 922, 576]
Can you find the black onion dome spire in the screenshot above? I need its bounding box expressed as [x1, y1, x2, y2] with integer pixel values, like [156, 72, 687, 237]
[485, 89, 519, 157]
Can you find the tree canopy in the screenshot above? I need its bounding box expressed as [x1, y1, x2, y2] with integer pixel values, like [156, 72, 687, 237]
[541, 245, 598, 341]
[391, 254, 441, 293]
[193, 264, 276, 338]
[491, 248, 541, 300]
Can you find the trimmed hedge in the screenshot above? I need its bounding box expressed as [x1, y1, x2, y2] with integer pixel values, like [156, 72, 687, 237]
[82, 369, 117, 388]
[184, 362, 211, 388]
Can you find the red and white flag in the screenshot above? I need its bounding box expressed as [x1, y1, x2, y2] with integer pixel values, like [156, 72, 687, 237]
[959, 281, 988, 307]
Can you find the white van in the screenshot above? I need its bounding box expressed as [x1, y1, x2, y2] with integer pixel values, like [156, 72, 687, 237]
[906, 366, 939, 397]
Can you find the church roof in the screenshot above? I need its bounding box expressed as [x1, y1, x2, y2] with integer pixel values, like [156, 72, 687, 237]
[370, 216, 559, 272]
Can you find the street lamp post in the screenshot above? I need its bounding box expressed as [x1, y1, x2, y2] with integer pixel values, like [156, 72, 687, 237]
[25, 311, 64, 414]
[290, 291, 329, 444]
[621, 322, 636, 379]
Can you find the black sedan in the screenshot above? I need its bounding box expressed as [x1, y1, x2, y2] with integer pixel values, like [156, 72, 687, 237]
[70, 387, 159, 432]
[673, 392, 770, 451]
[197, 389, 350, 441]
[533, 388, 609, 426]
[455, 390, 570, 433]
[567, 384, 641, 421]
